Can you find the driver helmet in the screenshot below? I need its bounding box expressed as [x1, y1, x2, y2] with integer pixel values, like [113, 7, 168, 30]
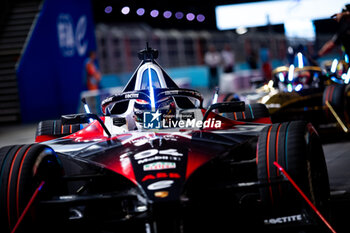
[133, 98, 152, 124]
[132, 96, 176, 125]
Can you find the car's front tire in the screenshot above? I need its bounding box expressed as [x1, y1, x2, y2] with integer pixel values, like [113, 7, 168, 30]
[0, 144, 64, 233]
[257, 121, 330, 221]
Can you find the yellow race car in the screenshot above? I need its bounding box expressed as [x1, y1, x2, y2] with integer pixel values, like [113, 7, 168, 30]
[221, 64, 350, 134]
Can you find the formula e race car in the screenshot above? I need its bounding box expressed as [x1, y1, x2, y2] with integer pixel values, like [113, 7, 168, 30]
[0, 46, 333, 233]
[221, 56, 350, 135]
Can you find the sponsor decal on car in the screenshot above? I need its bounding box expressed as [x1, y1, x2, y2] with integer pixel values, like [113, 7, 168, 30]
[138, 155, 181, 164]
[142, 172, 181, 182]
[134, 149, 183, 164]
[129, 134, 191, 147]
[134, 149, 159, 160]
[143, 162, 176, 171]
[265, 103, 281, 108]
[138, 155, 170, 164]
[125, 93, 139, 99]
[159, 149, 183, 156]
[147, 180, 174, 190]
[264, 214, 303, 225]
[163, 90, 179, 96]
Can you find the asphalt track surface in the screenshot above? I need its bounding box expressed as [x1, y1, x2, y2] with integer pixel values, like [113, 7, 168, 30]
[0, 123, 349, 233]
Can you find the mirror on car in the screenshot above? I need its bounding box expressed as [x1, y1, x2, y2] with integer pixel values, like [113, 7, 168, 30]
[202, 101, 245, 124]
[61, 113, 111, 137]
[61, 113, 96, 125]
[210, 101, 245, 113]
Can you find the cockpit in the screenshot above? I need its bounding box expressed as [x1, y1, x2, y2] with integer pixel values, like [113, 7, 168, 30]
[101, 46, 204, 134]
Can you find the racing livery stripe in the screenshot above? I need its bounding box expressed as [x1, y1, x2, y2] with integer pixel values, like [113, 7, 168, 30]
[284, 123, 291, 170]
[275, 124, 282, 177]
[248, 104, 254, 119]
[15, 148, 32, 218]
[275, 124, 283, 197]
[265, 125, 274, 205]
[7, 146, 26, 227]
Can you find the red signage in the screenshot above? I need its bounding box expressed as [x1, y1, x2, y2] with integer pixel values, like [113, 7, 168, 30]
[141, 172, 181, 182]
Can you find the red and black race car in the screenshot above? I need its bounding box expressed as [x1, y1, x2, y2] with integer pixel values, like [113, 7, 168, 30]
[0, 46, 332, 233]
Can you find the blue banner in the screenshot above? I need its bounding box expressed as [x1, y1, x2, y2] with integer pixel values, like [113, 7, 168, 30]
[16, 0, 97, 122]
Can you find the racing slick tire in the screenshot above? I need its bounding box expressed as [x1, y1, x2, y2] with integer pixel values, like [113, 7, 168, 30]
[0, 144, 64, 233]
[257, 121, 330, 217]
[224, 103, 270, 121]
[322, 84, 346, 120]
[36, 119, 81, 138]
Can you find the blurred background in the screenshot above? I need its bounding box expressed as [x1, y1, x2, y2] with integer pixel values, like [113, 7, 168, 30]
[0, 0, 348, 124]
